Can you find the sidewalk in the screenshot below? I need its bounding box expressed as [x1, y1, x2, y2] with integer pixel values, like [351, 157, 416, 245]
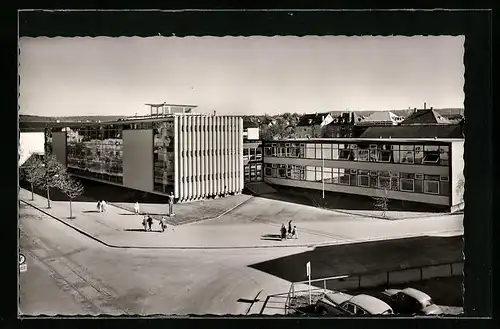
[19, 188, 463, 250]
[112, 193, 253, 225]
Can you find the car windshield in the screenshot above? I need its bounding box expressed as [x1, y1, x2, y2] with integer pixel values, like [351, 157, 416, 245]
[421, 298, 433, 308]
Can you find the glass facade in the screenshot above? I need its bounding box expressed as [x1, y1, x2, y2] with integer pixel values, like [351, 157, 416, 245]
[153, 121, 175, 193]
[65, 124, 124, 184]
[243, 144, 263, 182]
[263, 163, 450, 197]
[263, 141, 450, 166]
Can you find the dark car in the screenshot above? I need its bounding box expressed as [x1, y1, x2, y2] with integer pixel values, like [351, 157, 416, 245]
[315, 292, 393, 316]
[376, 288, 443, 315]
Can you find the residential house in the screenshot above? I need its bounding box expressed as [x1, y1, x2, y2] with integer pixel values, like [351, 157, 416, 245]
[295, 112, 332, 138]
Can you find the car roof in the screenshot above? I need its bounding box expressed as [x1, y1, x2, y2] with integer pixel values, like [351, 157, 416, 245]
[401, 288, 432, 302]
[349, 294, 393, 314]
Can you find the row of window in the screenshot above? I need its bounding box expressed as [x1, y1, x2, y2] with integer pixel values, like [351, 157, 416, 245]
[263, 143, 450, 166]
[263, 164, 450, 196]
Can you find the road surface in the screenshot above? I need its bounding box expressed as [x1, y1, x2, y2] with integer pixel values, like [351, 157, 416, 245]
[18, 202, 303, 315]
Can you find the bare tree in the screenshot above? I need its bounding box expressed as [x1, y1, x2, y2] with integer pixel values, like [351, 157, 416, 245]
[372, 171, 395, 218]
[58, 174, 84, 219]
[35, 154, 66, 209]
[20, 153, 44, 201]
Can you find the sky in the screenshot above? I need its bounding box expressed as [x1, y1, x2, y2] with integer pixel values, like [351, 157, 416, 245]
[19, 36, 464, 117]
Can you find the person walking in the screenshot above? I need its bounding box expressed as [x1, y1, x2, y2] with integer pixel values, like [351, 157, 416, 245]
[142, 216, 147, 231]
[134, 202, 140, 215]
[288, 220, 293, 235]
[101, 200, 106, 212]
[168, 193, 175, 217]
[97, 200, 102, 213]
[159, 216, 167, 232]
[280, 224, 287, 241]
[291, 226, 298, 239]
[147, 215, 153, 232]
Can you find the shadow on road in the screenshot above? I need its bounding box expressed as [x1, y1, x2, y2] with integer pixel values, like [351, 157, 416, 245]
[249, 236, 463, 287]
[123, 228, 165, 233]
[261, 234, 283, 241]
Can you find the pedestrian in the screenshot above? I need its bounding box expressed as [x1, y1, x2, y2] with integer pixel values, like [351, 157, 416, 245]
[134, 202, 140, 215]
[168, 192, 175, 217]
[288, 220, 293, 235]
[142, 216, 147, 231]
[97, 200, 102, 213]
[291, 226, 298, 239]
[160, 216, 167, 232]
[280, 224, 287, 241]
[147, 215, 153, 232]
[101, 200, 106, 212]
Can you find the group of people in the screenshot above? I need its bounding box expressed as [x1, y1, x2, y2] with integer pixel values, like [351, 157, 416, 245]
[142, 215, 169, 232]
[281, 220, 298, 240]
[96, 200, 107, 212]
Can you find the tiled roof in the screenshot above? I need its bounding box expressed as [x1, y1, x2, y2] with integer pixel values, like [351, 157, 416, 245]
[297, 113, 328, 126]
[401, 109, 452, 125]
[359, 125, 463, 138]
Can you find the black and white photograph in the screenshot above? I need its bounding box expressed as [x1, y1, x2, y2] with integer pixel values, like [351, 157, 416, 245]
[17, 15, 468, 318]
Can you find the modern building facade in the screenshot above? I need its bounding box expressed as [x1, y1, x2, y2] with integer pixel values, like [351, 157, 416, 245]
[46, 113, 244, 203]
[261, 138, 464, 211]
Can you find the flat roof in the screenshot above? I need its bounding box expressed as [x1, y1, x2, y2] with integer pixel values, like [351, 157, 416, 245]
[145, 103, 198, 108]
[268, 137, 463, 143]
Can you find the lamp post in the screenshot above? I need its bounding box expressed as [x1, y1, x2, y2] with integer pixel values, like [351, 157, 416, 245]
[322, 150, 325, 199]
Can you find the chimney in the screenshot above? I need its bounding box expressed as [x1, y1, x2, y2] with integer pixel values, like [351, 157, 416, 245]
[213, 110, 217, 116]
[424, 102, 427, 110]
[430, 107, 433, 110]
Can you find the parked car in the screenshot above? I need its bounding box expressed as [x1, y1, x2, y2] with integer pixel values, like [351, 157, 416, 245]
[315, 292, 394, 316]
[376, 288, 443, 315]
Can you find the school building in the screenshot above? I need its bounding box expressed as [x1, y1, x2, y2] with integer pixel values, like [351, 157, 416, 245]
[45, 107, 244, 203]
[261, 138, 464, 211]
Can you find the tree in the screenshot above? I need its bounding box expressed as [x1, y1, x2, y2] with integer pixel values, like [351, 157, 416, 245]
[372, 171, 396, 218]
[58, 174, 84, 218]
[35, 154, 66, 209]
[20, 153, 44, 201]
[457, 174, 465, 203]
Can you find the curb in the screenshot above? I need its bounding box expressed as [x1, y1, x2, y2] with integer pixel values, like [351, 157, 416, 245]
[110, 196, 253, 226]
[20, 199, 463, 251]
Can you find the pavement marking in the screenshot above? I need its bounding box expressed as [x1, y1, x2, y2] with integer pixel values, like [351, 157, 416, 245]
[20, 199, 463, 250]
[244, 289, 263, 315]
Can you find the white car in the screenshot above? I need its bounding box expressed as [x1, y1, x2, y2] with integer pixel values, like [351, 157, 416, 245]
[315, 292, 394, 316]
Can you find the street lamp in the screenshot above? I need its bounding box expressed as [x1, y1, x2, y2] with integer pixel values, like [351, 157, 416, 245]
[322, 147, 325, 199]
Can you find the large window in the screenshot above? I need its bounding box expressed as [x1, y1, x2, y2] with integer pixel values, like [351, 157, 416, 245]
[423, 146, 440, 164]
[153, 121, 175, 193]
[322, 143, 332, 160]
[400, 173, 415, 192]
[65, 124, 124, 184]
[339, 168, 350, 185]
[424, 174, 440, 194]
[439, 146, 450, 165]
[400, 145, 415, 164]
[358, 170, 370, 187]
[305, 143, 316, 159]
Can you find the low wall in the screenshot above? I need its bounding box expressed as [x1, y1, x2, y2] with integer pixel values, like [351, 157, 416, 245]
[292, 261, 463, 295]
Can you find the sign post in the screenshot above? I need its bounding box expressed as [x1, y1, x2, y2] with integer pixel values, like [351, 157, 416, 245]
[306, 261, 312, 305]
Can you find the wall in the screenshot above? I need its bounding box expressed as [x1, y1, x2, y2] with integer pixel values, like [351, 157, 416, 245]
[19, 132, 45, 166]
[264, 177, 450, 205]
[451, 140, 465, 207]
[175, 115, 243, 202]
[122, 129, 154, 192]
[246, 127, 260, 140]
[51, 132, 67, 167]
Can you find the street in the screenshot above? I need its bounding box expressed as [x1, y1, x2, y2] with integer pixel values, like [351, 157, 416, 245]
[18, 198, 463, 316]
[19, 203, 304, 315]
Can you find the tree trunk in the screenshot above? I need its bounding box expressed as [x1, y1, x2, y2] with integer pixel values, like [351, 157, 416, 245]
[30, 183, 34, 201]
[69, 199, 73, 218]
[46, 186, 51, 209]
